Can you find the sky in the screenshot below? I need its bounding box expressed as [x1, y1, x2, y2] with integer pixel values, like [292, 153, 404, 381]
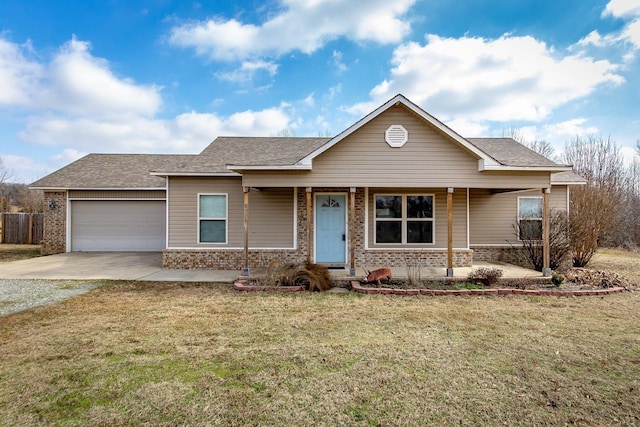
[1, 0, 639, 183]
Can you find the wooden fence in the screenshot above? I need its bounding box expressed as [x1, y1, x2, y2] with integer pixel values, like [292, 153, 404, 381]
[0, 213, 44, 244]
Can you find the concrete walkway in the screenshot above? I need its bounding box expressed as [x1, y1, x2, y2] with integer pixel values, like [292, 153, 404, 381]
[0, 252, 543, 282]
[0, 252, 241, 282]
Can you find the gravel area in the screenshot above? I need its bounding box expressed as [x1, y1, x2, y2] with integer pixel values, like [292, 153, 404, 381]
[0, 279, 103, 316]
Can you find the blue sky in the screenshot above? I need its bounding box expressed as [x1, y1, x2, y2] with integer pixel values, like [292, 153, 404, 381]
[1, 0, 639, 183]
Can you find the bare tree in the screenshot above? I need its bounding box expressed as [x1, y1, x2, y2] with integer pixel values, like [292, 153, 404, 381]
[562, 135, 626, 264]
[18, 186, 45, 213]
[274, 128, 296, 137]
[0, 157, 13, 212]
[502, 128, 556, 161]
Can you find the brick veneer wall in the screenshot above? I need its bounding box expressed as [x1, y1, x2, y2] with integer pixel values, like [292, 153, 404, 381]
[163, 188, 313, 269]
[164, 187, 475, 270]
[42, 191, 67, 255]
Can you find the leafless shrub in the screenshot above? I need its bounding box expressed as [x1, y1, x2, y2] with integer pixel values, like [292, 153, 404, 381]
[512, 209, 570, 271]
[467, 267, 503, 286]
[403, 252, 422, 288]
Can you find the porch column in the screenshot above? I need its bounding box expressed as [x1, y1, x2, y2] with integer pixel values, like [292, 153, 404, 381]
[447, 187, 454, 277]
[349, 187, 356, 276]
[542, 187, 551, 277]
[306, 187, 312, 264]
[243, 186, 250, 276]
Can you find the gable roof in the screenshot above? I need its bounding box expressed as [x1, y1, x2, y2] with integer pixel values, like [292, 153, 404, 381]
[226, 94, 570, 173]
[228, 94, 502, 171]
[30, 94, 578, 189]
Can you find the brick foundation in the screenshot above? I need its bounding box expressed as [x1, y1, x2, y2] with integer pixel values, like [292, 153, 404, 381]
[42, 191, 67, 255]
[471, 246, 533, 269]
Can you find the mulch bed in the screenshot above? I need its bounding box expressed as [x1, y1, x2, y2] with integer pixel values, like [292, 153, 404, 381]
[235, 267, 635, 296]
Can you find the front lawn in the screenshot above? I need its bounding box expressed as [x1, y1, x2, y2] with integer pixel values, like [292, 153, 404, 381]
[1, 279, 638, 426]
[0, 244, 41, 262]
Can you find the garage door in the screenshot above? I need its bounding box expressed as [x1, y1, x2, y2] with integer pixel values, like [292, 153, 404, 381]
[71, 200, 166, 251]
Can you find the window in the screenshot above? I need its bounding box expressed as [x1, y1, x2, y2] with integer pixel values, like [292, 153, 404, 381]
[518, 197, 542, 240]
[199, 194, 227, 243]
[375, 195, 434, 244]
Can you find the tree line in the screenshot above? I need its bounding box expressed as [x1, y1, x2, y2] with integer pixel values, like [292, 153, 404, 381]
[519, 134, 640, 267]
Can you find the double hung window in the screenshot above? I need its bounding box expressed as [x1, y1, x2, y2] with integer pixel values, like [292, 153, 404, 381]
[518, 197, 543, 240]
[375, 195, 434, 244]
[199, 194, 227, 243]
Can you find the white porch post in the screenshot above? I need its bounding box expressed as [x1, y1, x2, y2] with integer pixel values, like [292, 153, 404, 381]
[542, 187, 551, 277]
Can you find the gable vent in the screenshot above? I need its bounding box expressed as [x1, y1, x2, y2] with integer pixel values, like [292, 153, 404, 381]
[385, 124, 408, 147]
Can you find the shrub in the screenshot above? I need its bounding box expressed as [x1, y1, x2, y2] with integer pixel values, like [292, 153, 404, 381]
[264, 261, 334, 292]
[467, 267, 503, 286]
[512, 209, 570, 272]
[551, 271, 564, 287]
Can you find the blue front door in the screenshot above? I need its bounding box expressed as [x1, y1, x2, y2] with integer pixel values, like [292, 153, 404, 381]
[316, 194, 346, 264]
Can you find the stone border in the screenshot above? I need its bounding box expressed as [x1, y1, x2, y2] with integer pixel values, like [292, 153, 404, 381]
[351, 281, 626, 296]
[233, 281, 305, 292]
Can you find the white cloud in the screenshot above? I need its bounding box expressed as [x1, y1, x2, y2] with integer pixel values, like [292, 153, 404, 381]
[0, 38, 42, 106]
[39, 37, 162, 118]
[215, 60, 278, 83]
[443, 118, 488, 137]
[169, 0, 415, 61]
[603, 0, 640, 18]
[348, 34, 623, 124]
[332, 50, 348, 73]
[542, 118, 599, 140]
[0, 36, 295, 182]
[582, 1, 640, 51]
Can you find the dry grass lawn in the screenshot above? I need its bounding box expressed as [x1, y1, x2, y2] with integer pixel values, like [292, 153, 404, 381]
[0, 250, 639, 426]
[0, 244, 41, 262]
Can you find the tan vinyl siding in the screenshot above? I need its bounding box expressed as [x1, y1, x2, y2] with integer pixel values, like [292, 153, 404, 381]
[168, 177, 294, 248]
[242, 105, 551, 189]
[367, 188, 468, 249]
[469, 186, 568, 245]
[68, 190, 165, 199]
[248, 188, 295, 248]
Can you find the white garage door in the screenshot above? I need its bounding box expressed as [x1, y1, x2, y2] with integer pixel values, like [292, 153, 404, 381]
[71, 200, 166, 251]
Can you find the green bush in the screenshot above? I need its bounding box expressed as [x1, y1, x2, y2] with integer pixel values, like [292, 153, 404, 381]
[551, 271, 565, 287]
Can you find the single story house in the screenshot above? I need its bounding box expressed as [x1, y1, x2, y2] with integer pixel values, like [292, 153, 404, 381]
[31, 94, 584, 276]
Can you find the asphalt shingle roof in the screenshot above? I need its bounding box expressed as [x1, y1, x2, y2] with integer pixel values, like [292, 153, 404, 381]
[31, 136, 582, 189]
[30, 154, 194, 189]
[466, 138, 560, 167]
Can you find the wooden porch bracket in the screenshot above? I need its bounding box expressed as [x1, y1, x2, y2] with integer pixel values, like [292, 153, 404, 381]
[243, 186, 250, 276]
[349, 187, 356, 276]
[306, 187, 312, 264]
[447, 187, 454, 277]
[542, 187, 551, 277]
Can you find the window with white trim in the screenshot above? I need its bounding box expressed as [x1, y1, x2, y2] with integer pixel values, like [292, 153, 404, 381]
[518, 197, 542, 240]
[375, 195, 434, 244]
[199, 194, 227, 243]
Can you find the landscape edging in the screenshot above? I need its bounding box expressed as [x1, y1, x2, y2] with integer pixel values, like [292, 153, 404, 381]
[350, 281, 626, 296]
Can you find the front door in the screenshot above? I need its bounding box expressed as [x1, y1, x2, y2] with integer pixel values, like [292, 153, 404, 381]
[315, 194, 346, 265]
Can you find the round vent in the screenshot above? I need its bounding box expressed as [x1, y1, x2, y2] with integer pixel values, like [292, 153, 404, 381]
[385, 124, 408, 147]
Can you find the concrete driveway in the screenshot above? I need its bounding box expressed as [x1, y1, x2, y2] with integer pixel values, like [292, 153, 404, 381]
[0, 252, 241, 282]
